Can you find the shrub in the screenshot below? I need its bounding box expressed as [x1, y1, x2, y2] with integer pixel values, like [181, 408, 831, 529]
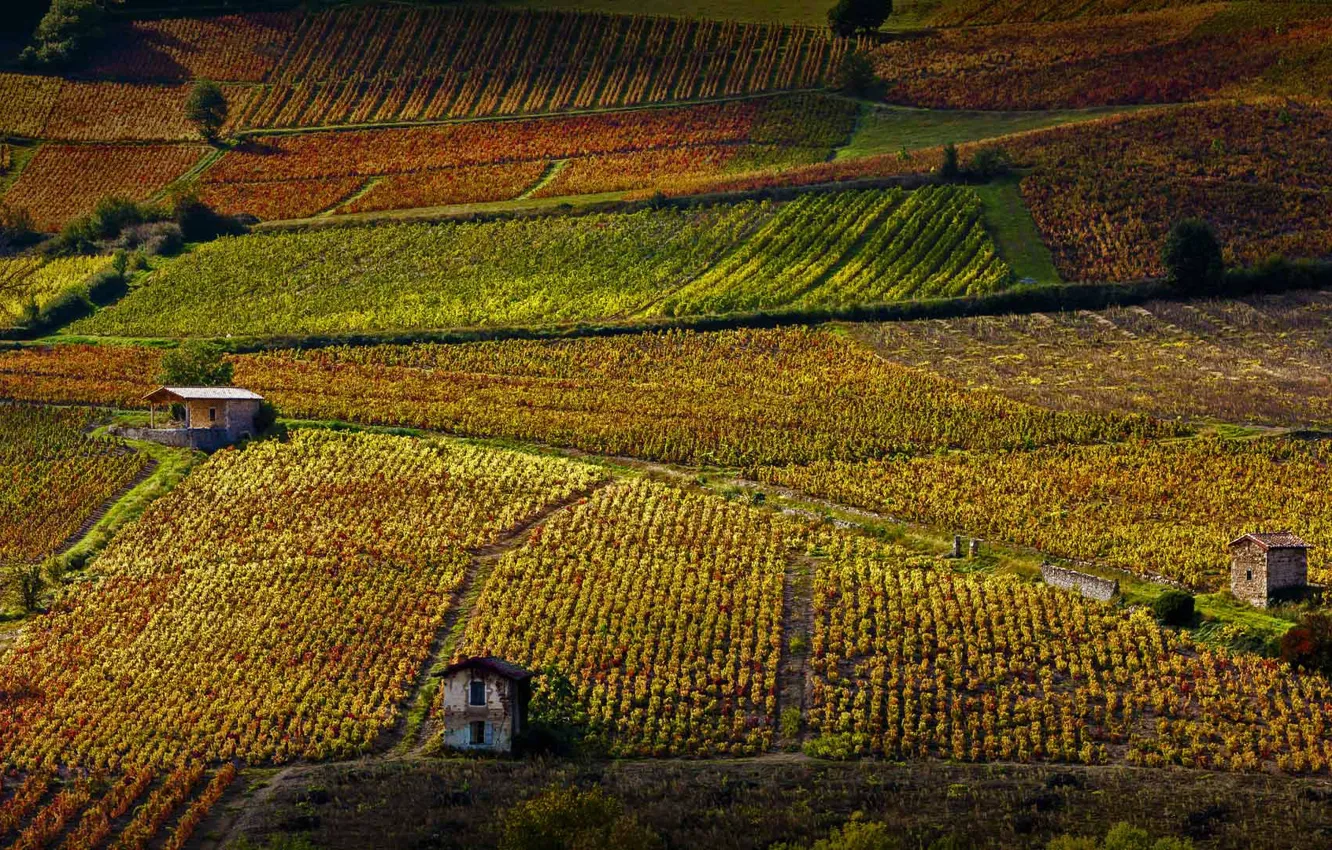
[966, 147, 1011, 181]
[1280, 611, 1332, 676]
[185, 81, 228, 144]
[515, 668, 594, 757]
[939, 144, 960, 181]
[1151, 590, 1195, 627]
[171, 192, 247, 242]
[1162, 219, 1223, 292]
[829, 0, 893, 37]
[497, 786, 662, 850]
[811, 818, 902, 850]
[157, 339, 234, 387]
[0, 204, 38, 256]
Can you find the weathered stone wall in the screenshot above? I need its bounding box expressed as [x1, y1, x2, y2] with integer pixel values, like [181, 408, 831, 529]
[113, 426, 232, 451]
[438, 670, 519, 753]
[1040, 563, 1119, 602]
[1267, 548, 1308, 592]
[1230, 542, 1270, 606]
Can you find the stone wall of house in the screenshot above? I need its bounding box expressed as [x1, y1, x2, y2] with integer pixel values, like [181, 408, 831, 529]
[1231, 542, 1271, 606]
[1040, 563, 1119, 602]
[1267, 548, 1308, 592]
[438, 669, 519, 753]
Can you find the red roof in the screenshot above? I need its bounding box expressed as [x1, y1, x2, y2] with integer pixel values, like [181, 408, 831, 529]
[1228, 532, 1310, 550]
[440, 656, 534, 680]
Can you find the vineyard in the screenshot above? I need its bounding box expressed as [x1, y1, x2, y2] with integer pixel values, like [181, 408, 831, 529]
[0, 345, 166, 409]
[0, 404, 147, 566]
[856, 290, 1332, 427]
[2, 144, 209, 232]
[808, 534, 1332, 772]
[453, 479, 797, 756]
[82, 12, 299, 82]
[193, 94, 856, 222]
[0, 255, 115, 328]
[235, 6, 859, 129]
[0, 330, 1170, 468]
[873, 5, 1332, 110]
[997, 100, 1332, 281]
[759, 436, 1332, 590]
[71, 187, 1011, 336]
[0, 429, 605, 769]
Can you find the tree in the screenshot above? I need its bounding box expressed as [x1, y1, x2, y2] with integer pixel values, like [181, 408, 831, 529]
[186, 80, 228, 143]
[20, 0, 105, 68]
[828, 0, 892, 37]
[835, 51, 878, 97]
[1151, 590, 1195, 627]
[5, 560, 46, 613]
[939, 143, 960, 181]
[516, 668, 593, 756]
[1161, 218, 1223, 293]
[158, 339, 234, 387]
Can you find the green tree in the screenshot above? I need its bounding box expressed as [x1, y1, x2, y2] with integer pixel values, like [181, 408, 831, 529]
[497, 786, 662, 850]
[186, 80, 228, 143]
[20, 0, 105, 68]
[835, 51, 878, 97]
[828, 0, 892, 37]
[157, 339, 234, 387]
[1161, 218, 1223, 292]
[939, 143, 960, 182]
[5, 560, 46, 613]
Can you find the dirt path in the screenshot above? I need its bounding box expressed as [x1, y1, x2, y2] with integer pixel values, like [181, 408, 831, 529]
[382, 480, 614, 757]
[774, 554, 816, 750]
[54, 455, 158, 558]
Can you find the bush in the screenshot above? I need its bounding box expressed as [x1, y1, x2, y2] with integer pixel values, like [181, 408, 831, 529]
[20, 0, 105, 68]
[497, 786, 662, 850]
[828, 0, 892, 37]
[1162, 219, 1224, 292]
[1280, 611, 1332, 676]
[253, 400, 280, 435]
[185, 81, 228, 143]
[835, 51, 878, 97]
[966, 147, 1011, 181]
[1152, 590, 1195, 627]
[48, 197, 164, 256]
[171, 192, 247, 242]
[157, 339, 234, 387]
[117, 222, 184, 257]
[0, 203, 38, 256]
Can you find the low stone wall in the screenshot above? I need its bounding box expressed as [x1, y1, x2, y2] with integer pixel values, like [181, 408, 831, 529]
[112, 426, 231, 451]
[1040, 563, 1119, 602]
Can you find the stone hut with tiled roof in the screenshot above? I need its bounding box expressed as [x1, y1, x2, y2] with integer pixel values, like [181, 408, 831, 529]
[1229, 531, 1310, 607]
[436, 657, 533, 753]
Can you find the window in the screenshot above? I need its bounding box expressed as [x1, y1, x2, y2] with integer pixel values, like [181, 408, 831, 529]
[469, 680, 486, 706]
[470, 721, 486, 745]
[208, 407, 217, 423]
[1246, 569, 1253, 581]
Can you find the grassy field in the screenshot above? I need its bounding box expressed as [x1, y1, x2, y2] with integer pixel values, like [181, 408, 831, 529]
[973, 177, 1061, 284]
[835, 104, 1130, 160]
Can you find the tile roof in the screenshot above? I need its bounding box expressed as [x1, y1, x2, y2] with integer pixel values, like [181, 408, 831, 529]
[144, 386, 264, 401]
[439, 657, 534, 681]
[1228, 531, 1310, 550]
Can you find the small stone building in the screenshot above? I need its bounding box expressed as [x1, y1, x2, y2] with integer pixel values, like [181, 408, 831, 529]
[437, 657, 533, 753]
[1229, 531, 1310, 607]
[124, 386, 264, 451]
